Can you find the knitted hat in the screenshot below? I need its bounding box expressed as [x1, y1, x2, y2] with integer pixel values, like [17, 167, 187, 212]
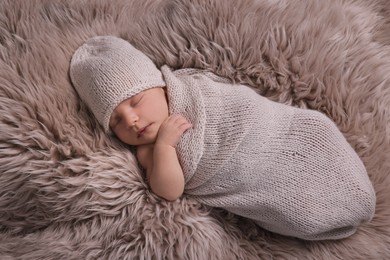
[69, 36, 165, 132]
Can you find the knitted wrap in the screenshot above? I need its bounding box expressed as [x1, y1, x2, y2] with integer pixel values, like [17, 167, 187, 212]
[161, 66, 376, 240]
[70, 36, 165, 132]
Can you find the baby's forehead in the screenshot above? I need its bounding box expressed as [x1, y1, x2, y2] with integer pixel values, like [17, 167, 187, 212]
[111, 86, 166, 110]
[111, 94, 136, 113]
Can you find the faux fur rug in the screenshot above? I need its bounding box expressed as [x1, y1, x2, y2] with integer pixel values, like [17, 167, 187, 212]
[1, 0, 390, 259]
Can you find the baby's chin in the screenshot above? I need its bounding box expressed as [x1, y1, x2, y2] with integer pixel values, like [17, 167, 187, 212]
[122, 137, 157, 147]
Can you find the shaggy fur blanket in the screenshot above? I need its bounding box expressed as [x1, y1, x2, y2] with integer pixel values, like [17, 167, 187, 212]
[1, 0, 389, 259]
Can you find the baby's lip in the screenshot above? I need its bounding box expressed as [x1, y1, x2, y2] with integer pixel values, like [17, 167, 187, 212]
[137, 124, 150, 138]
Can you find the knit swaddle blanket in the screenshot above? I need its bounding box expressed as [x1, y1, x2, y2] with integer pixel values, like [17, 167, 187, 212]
[161, 66, 376, 240]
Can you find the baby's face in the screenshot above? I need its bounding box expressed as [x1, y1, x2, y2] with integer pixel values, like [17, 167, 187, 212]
[109, 87, 169, 146]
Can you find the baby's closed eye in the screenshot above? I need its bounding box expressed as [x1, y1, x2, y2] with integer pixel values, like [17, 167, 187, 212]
[131, 93, 145, 106]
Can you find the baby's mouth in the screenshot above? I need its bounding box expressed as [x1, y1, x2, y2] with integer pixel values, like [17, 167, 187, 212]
[137, 124, 150, 138]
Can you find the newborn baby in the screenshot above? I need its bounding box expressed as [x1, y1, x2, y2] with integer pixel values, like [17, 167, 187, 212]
[70, 36, 376, 240]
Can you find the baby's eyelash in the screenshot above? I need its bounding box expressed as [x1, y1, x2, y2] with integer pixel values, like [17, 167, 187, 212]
[132, 94, 144, 105]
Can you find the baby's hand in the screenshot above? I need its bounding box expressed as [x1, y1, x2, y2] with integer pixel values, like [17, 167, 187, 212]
[156, 114, 192, 148]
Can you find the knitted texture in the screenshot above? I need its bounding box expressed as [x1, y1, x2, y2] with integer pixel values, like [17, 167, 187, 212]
[70, 36, 165, 132]
[161, 66, 376, 240]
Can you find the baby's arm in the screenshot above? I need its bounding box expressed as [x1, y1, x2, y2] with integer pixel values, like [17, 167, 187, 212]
[137, 114, 192, 201]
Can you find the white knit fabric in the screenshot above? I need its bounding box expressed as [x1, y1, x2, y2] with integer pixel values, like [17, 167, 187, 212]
[70, 36, 165, 132]
[161, 66, 376, 240]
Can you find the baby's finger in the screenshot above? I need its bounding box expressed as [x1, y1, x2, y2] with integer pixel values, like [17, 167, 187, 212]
[166, 115, 190, 129]
[175, 117, 192, 130]
[169, 114, 190, 123]
[180, 121, 193, 131]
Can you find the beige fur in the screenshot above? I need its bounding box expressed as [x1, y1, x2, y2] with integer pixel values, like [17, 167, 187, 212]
[1, 0, 389, 258]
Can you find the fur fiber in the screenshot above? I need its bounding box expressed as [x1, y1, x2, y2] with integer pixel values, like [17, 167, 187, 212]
[1, 0, 389, 259]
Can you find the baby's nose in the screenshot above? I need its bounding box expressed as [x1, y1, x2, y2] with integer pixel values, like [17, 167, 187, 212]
[124, 113, 139, 127]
